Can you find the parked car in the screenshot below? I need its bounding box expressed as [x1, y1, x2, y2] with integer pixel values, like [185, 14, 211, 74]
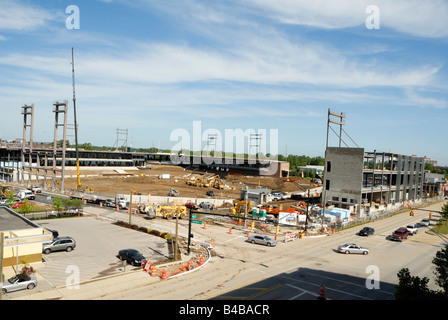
[42, 237, 76, 254]
[406, 224, 419, 235]
[248, 235, 277, 247]
[30, 186, 42, 193]
[358, 227, 375, 236]
[337, 243, 369, 255]
[117, 249, 146, 266]
[185, 202, 199, 210]
[12, 200, 23, 209]
[390, 227, 410, 242]
[1, 273, 37, 294]
[420, 218, 431, 227]
[101, 199, 116, 207]
[206, 190, 215, 197]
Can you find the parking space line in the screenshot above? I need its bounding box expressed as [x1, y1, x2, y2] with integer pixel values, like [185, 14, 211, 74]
[280, 275, 373, 300]
[286, 284, 327, 300]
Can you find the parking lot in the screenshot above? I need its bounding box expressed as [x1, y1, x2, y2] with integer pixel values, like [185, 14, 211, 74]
[2, 216, 170, 299]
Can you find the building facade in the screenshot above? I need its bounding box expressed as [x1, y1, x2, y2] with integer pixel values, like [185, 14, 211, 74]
[323, 147, 425, 218]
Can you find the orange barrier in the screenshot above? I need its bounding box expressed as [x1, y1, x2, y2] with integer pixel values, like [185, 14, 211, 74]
[161, 269, 167, 280]
[317, 285, 326, 300]
[151, 265, 157, 277]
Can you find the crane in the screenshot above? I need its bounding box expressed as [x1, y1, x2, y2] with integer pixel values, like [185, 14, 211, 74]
[71, 48, 91, 191]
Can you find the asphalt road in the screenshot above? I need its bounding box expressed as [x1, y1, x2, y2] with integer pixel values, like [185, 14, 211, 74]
[88, 200, 447, 301]
[9, 191, 447, 301]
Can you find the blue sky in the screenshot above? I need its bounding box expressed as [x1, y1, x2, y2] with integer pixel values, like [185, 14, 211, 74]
[0, 0, 447, 165]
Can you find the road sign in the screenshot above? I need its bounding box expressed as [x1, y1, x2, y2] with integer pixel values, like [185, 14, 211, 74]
[191, 220, 202, 224]
[191, 214, 197, 219]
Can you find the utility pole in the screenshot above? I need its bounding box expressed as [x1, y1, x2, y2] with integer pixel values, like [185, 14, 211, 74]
[0, 232, 4, 301]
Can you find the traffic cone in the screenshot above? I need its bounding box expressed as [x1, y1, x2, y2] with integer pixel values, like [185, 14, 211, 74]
[151, 265, 157, 277]
[229, 227, 232, 234]
[161, 269, 167, 280]
[210, 239, 214, 249]
[199, 255, 204, 265]
[317, 285, 326, 300]
[204, 222, 207, 229]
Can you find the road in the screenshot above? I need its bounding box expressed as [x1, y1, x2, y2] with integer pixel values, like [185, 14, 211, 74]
[23, 192, 447, 300]
[77, 200, 446, 301]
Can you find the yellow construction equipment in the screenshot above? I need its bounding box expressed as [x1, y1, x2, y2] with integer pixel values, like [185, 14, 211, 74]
[231, 200, 256, 215]
[138, 203, 187, 219]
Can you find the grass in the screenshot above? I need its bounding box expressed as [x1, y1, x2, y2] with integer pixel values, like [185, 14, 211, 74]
[432, 219, 448, 235]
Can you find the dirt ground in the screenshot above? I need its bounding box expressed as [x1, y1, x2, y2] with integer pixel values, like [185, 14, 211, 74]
[61, 164, 313, 201]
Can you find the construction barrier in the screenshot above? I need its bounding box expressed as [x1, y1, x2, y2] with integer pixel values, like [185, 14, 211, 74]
[317, 285, 326, 300]
[151, 265, 157, 277]
[161, 269, 167, 280]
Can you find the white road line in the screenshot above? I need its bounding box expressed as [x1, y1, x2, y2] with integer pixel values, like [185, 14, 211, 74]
[286, 284, 320, 300]
[280, 275, 373, 300]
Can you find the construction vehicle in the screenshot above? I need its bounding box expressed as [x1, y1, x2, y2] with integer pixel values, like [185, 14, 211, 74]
[231, 200, 256, 215]
[168, 188, 180, 197]
[0, 185, 11, 197]
[138, 203, 187, 219]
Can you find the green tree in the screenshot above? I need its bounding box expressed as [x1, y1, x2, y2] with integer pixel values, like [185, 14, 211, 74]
[52, 196, 63, 212]
[432, 246, 448, 295]
[441, 203, 448, 225]
[18, 199, 33, 215]
[395, 246, 448, 300]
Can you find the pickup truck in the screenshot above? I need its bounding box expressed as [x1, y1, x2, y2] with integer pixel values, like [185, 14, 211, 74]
[406, 224, 419, 235]
[390, 227, 410, 242]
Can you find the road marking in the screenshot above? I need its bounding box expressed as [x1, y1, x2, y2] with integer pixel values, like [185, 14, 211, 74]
[280, 275, 373, 300]
[286, 283, 328, 300]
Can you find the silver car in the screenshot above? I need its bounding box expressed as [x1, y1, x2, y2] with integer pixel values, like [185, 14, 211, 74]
[42, 236, 76, 254]
[337, 243, 369, 255]
[420, 218, 431, 226]
[248, 235, 277, 247]
[1, 274, 37, 294]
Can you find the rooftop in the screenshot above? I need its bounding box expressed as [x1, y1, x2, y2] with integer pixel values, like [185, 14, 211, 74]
[0, 206, 39, 232]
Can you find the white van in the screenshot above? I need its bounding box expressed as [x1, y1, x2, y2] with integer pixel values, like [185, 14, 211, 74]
[18, 190, 35, 200]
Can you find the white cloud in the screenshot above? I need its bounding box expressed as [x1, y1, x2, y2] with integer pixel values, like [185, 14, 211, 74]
[0, 0, 54, 31]
[241, 0, 448, 38]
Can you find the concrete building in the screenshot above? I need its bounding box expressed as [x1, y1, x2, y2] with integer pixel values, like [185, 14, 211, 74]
[0, 206, 52, 270]
[323, 147, 425, 218]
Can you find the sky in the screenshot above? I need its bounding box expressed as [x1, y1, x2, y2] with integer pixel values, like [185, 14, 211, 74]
[0, 0, 447, 165]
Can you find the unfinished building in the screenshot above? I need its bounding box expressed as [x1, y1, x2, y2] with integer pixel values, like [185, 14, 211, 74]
[323, 147, 425, 218]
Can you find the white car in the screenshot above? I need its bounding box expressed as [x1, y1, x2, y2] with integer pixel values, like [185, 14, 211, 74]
[406, 224, 419, 235]
[30, 186, 42, 193]
[337, 243, 369, 255]
[420, 218, 431, 227]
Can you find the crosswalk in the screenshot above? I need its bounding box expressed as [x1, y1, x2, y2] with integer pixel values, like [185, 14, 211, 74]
[404, 230, 446, 247]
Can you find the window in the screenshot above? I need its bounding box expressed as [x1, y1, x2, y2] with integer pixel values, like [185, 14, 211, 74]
[326, 180, 330, 190]
[327, 161, 331, 172]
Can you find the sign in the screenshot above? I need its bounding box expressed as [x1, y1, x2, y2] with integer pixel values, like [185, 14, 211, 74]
[191, 214, 197, 219]
[191, 220, 203, 224]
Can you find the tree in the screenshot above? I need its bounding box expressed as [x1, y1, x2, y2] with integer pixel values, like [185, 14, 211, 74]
[441, 203, 448, 225]
[395, 268, 434, 300]
[432, 246, 448, 295]
[52, 196, 63, 212]
[395, 246, 448, 300]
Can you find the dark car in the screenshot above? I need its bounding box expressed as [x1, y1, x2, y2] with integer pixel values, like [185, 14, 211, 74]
[206, 190, 215, 196]
[359, 227, 375, 236]
[117, 249, 146, 266]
